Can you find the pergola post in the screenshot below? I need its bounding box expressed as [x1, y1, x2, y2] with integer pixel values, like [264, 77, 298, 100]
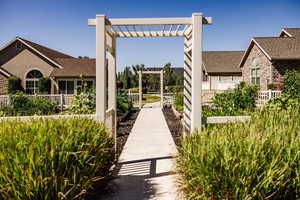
[95, 15, 107, 121]
[191, 13, 203, 132]
[139, 71, 142, 109]
[160, 70, 164, 108]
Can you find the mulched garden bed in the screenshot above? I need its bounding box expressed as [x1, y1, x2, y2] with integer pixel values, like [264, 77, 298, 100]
[87, 108, 140, 199]
[116, 107, 140, 159]
[162, 105, 183, 147]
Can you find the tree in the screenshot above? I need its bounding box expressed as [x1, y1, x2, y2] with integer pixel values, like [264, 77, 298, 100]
[163, 62, 175, 86]
[119, 66, 133, 89]
[78, 56, 90, 59]
[131, 64, 145, 87]
[8, 76, 23, 94]
[148, 74, 159, 91]
[282, 70, 300, 98]
[38, 77, 51, 94]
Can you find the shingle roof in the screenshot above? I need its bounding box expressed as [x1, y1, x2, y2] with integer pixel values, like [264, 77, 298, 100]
[253, 37, 300, 60]
[146, 51, 244, 75]
[51, 58, 95, 77]
[17, 37, 73, 61]
[203, 51, 244, 74]
[281, 28, 300, 38]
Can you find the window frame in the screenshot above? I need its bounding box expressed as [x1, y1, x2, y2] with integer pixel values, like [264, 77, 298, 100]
[250, 58, 261, 85]
[25, 69, 43, 94]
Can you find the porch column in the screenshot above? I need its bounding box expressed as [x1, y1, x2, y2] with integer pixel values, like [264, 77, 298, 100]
[96, 15, 107, 121]
[191, 13, 203, 132]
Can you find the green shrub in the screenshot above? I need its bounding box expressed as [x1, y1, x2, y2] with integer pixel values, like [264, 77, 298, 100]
[0, 104, 14, 117]
[7, 76, 23, 94]
[174, 92, 183, 110]
[178, 108, 300, 199]
[267, 83, 275, 90]
[117, 92, 133, 116]
[0, 118, 114, 200]
[67, 88, 96, 114]
[38, 77, 51, 94]
[282, 70, 300, 98]
[67, 89, 132, 116]
[168, 85, 183, 93]
[211, 82, 258, 115]
[266, 70, 300, 110]
[0, 92, 59, 116]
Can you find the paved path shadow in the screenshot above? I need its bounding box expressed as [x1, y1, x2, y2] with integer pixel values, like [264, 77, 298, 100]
[97, 102, 182, 200]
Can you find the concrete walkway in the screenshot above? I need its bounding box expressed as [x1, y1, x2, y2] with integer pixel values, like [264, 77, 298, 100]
[105, 102, 181, 200]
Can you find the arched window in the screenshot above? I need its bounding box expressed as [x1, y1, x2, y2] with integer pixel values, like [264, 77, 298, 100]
[25, 70, 43, 94]
[251, 58, 260, 85]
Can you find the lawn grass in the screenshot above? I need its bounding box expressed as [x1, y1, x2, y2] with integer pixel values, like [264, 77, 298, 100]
[142, 94, 161, 103]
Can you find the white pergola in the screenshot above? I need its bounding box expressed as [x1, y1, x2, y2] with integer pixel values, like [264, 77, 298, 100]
[138, 70, 164, 109]
[88, 13, 212, 136]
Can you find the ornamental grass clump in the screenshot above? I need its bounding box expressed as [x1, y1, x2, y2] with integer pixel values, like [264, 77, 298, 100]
[0, 118, 114, 200]
[178, 108, 300, 199]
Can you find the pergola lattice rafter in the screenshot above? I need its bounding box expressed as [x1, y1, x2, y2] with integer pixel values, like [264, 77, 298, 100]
[88, 17, 211, 38]
[88, 13, 212, 136]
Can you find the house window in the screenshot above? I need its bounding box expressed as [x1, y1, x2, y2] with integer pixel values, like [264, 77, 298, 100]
[58, 80, 75, 94]
[25, 70, 43, 94]
[251, 58, 260, 84]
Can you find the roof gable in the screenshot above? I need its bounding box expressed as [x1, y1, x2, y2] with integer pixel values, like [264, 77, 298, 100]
[239, 36, 300, 68]
[0, 37, 73, 69]
[280, 28, 300, 38]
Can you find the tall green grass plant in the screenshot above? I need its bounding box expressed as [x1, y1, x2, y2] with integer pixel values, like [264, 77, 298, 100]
[0, 118, 114, 199]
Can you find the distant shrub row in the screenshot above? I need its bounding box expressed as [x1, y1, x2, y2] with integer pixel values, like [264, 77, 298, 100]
[0, 92, 59, 117]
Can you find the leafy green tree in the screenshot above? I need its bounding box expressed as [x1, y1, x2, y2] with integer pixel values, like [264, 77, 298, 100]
[7, 76, 23, 94]
[38, 77, 51, 94]
[131, 64, 145, 87]
[148, 74, 159, 91]
[119, 66, 133, 89]
[282, 70, 300, 98]
[163, 63, 175, 86]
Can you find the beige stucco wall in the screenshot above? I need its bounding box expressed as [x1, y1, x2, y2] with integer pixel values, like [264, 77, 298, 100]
[241, 44, 272, 90]
[1, 49, 54, 88]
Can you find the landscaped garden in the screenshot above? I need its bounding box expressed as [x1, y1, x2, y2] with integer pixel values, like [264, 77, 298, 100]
[0, 118, 114, 199]
[176, 70, 300, 199]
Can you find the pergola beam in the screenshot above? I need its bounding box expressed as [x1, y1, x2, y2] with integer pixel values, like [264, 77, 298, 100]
[88, 17, 212, 26]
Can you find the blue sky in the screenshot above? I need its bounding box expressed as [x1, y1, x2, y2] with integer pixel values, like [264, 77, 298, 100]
[0, 0, 300, 71]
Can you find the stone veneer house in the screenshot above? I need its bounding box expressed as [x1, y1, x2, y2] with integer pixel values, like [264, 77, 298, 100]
[240, 28, 300, 90]
[0, 37, 95, 95]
